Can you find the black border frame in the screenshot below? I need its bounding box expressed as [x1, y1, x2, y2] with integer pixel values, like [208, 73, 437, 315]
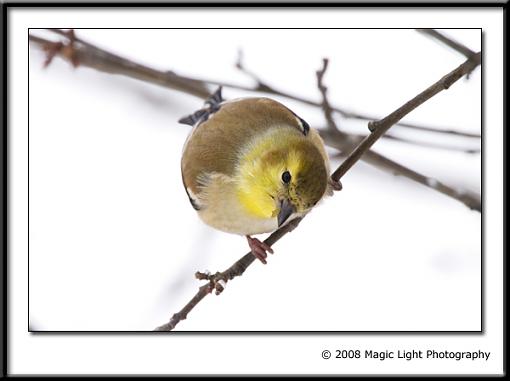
[2, 1, 506, 378]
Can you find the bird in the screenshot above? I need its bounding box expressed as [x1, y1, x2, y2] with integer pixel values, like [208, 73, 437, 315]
[180, 87, 334, 264]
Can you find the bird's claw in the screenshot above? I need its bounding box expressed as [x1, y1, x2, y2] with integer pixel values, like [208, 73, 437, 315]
[329, 178, 343, 191]
[246, 236, 274, 265]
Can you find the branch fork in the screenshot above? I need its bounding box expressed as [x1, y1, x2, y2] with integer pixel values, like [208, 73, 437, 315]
[42, 29, 79, 68]
[195, 271, 229, 295]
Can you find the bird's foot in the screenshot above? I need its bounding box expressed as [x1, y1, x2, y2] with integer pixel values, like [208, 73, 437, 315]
[246, 235, 274, 265]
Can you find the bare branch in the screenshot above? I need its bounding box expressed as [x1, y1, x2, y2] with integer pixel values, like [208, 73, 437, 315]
[314, 56, 480, 201]
[154, 218, 302, 331]
[234, 47, 480, 139]
[29, 29, 481, 212]
[313, 55, 480, 207]
[32, 29, 480, 140]
[29, 32, 211, 99]
[236, 52, 481, 211]
[156, 52, 481, 331]
[332, 51, 481, 183]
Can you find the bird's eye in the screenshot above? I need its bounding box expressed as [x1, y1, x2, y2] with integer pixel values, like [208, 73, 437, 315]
[281, 171, 292, 184]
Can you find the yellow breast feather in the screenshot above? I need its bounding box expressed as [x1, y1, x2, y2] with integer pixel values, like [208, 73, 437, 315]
[235, 127, 305, 219]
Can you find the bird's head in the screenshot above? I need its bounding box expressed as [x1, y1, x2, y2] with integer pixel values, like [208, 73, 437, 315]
[237, 132, 328, 227]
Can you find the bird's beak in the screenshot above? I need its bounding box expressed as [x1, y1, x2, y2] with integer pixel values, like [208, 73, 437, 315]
[277, 199, 296, 227]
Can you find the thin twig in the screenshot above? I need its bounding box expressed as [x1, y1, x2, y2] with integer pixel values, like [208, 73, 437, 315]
[316, 49, 481, 210]
[313, 58, 479, 204]
[315, 57, 339, 132]
[332, 51, 481, 183]
[156, 52, 481, 331]
[234, 47, 480, 139]
[29, 29, 481, 212]
[318, 55, 480, 201]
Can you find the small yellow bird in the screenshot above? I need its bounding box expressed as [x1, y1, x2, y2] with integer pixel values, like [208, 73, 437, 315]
[180, 88, 332, 264]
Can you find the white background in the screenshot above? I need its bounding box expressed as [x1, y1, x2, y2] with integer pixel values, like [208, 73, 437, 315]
[10, 7, 503, 376]
[28, 28, 483, 333]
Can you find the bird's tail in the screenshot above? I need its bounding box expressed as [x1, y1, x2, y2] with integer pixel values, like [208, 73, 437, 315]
[178, 87, 224, 126]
